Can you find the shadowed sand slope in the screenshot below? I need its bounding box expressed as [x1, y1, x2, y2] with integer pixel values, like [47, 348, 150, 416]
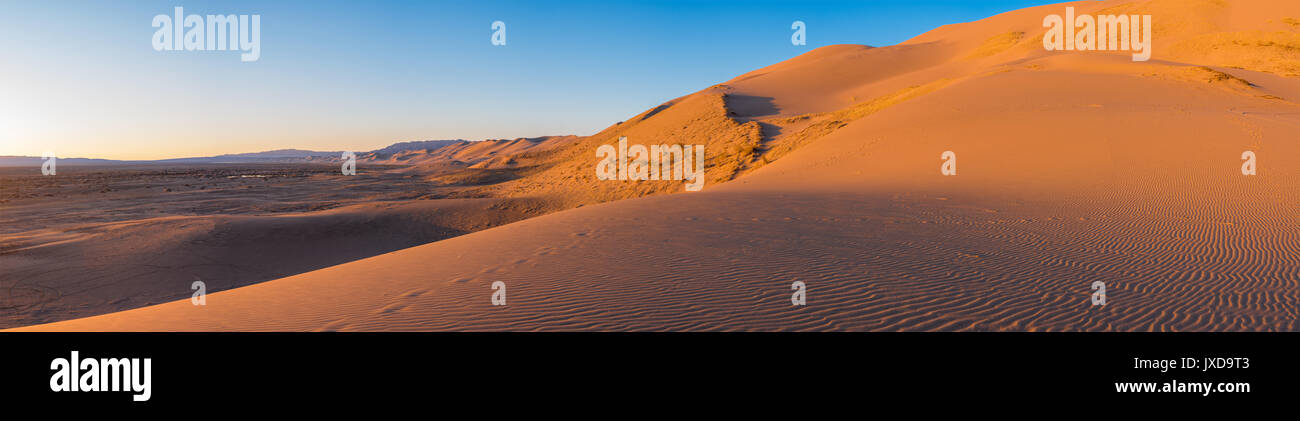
[16, 0, 1300, 331]
[0, 198, 550, 328]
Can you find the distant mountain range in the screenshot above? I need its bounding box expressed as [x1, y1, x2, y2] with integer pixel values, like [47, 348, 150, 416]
[0, 140, 472, 167]
[158, 149, 345, 163]
[0, 156, 126, 166]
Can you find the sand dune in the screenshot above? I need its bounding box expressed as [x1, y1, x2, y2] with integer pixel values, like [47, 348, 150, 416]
[0, 197, 551, 329]
[360, 136, 574, 168]
[14, 0, 1300, 331]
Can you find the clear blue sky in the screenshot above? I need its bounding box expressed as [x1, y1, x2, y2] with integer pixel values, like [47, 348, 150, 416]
[0, 0, 1063, 160]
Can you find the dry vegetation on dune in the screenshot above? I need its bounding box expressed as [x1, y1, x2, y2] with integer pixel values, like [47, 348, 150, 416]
[10, 0, 1300, 331]
[459, 88, 766, 207]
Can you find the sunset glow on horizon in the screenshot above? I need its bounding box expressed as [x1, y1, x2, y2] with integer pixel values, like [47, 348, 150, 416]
[1, 0, 1058, 160]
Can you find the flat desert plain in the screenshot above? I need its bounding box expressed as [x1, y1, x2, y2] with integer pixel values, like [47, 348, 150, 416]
[7, 0, 1300, 331]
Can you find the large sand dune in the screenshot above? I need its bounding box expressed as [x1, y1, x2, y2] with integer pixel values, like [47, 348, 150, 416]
[14, 0, 1300, 331]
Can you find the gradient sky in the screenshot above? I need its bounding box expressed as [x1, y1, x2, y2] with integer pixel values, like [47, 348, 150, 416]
[0, 0, 1063, 160]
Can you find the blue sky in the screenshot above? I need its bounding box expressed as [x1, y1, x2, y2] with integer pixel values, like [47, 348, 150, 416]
[0, 0, 1063, 160]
